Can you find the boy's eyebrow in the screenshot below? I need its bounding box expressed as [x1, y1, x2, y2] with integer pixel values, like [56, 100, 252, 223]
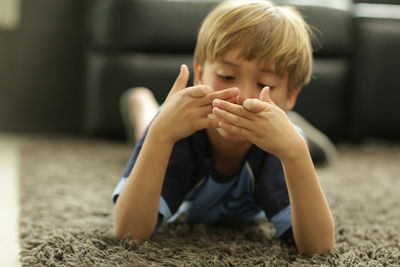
[219, 60, 276, 75]
[260, 68, 276, 75]
[219, 60, 239, 67]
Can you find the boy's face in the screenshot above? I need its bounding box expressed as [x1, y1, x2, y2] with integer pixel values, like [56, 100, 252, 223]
[194, 47, 301, 143]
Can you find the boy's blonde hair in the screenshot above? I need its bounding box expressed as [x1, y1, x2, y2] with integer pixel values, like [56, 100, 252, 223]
[194, 0, 313, 91]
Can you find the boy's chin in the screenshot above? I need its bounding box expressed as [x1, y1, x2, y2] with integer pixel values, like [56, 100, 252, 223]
[216, 128, 249, 143]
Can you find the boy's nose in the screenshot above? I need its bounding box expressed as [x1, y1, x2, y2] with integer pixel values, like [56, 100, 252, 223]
[236, 86, 257, 105]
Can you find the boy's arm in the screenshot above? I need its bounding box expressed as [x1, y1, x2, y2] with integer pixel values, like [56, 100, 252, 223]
[113, 128, 175, 241]
[279, 142, 335, 255]
[113, 65, 239, 241]
[212, 87, 335, 254]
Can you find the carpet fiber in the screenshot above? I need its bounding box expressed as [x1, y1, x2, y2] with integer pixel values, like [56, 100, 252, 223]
[19, 136, 400, 266]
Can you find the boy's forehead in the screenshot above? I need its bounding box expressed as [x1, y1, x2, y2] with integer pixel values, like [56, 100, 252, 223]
[216, 47, 278, 74]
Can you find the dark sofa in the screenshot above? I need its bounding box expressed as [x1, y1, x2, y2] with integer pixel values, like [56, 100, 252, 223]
[82, 0, 400, 142]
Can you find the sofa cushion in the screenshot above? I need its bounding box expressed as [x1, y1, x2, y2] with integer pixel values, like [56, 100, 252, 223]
[83, 0, 354, 140]
[83, 52, 193, 138]
[351, 3, 400, 139]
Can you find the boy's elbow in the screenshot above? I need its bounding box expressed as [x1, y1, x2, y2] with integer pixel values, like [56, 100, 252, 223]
[299, 240, 335, 256]
[113, 216, 155, 242]
[113, 224, 152, 242]
[113, 228, 127, 241]
[298, 232, 336, 255]
[297, 226, 336, 255]
[113, 206, 157, 242]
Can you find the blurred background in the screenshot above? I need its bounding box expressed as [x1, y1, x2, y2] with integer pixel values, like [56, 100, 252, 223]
[0, 0, 399, 143]
[1, 2, 399, 266]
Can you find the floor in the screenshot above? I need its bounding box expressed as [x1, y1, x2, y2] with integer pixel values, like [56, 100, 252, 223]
[0, 133, 21, 267]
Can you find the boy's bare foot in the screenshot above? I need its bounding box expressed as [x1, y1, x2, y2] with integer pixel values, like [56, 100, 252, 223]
[288, 111, 338, 166]
[120, 87, 159, 143]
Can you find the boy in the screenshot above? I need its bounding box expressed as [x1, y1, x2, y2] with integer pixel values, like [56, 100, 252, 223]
[112, 0, 335, 255]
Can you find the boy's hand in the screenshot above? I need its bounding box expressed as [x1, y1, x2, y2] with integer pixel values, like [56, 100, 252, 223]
[212, 87, 306, 160]
[150, 65, 239, 144]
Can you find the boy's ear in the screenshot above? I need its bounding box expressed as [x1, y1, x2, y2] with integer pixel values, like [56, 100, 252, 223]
[193, 63, 203, 85]
[285, 87, 302, 111]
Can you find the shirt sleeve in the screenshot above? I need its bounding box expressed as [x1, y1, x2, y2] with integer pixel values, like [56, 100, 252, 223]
[253, 125, 304, 241]
[243, 138, 290, 239]
[112, 125, 148, 204]
[280, 227, 295, 244]
[157, 134, 201, 223]
[270, 205, 292, 238]
[112, 124, 201, 226]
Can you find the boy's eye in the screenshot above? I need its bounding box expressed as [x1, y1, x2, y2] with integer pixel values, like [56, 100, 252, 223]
[217, 74, 236, 81]
[257, 83, 272, 89]
[257, 83, 273, 89]
[258, 83, 266, 88]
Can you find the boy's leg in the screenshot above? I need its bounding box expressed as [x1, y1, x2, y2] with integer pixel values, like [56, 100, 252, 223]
[119, 87, 160, 143]
[287, 111, 337, 166]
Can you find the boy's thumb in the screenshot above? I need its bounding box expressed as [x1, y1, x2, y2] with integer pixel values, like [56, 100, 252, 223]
[243, 98, 268, 113]
[171, 64, 189, 93]
[260, 86, 274, 104]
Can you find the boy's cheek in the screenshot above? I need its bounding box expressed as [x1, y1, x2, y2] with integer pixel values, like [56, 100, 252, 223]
[206, 79, 228, 91]
[203, 78, 239, 103]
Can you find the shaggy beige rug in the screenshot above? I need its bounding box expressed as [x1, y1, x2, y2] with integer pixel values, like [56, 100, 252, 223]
[19, 136, 400, 266]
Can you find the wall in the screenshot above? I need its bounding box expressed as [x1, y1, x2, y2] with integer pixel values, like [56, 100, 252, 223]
[0, 0, 85, 134]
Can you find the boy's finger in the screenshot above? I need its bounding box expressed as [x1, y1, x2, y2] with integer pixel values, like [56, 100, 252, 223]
[197, 117, 220, 130]
[259, 86, 274, 104]
[212, 99, 254, 120]
[243, 98, 269, 113]
[171, 64, 190, 93]
[209, 87, 240, 101]
[187, 85, 213, 98]
[198, 105, 213, 117]
[225, 96, 238, 103]
[199, 87, 240, 106]
[207, 118, 220, 129]
[212, 107, 254, 130]
[218, 121, 251, 139]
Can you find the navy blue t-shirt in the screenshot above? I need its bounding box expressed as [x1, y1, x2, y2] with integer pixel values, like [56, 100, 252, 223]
[113, 127, 298, 241]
